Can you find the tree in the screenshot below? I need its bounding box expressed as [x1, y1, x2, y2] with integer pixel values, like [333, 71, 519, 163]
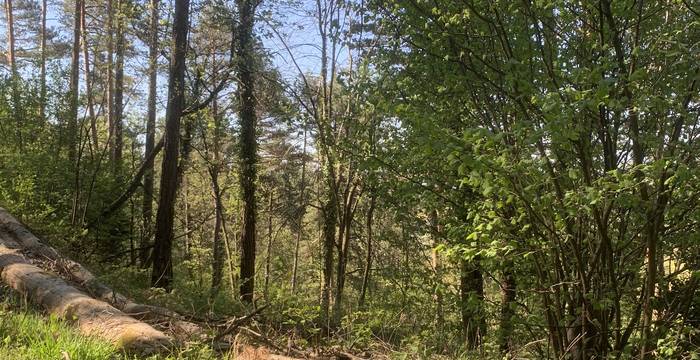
[112, 0, 126, 173]
[141, 0, 159, 267]
[39, 0, 47, 122]
[151, 0, 190, 290]
[236, 0, 260, 304]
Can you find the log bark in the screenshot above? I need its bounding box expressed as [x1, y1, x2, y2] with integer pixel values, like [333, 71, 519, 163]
[0, 236, 170, 353]
[0, 208, 203, 339]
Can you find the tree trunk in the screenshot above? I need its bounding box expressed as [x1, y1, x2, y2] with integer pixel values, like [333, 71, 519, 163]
[5, 0, 21, 147]
[89, 137, 164, 228]
[264, 190, 273, 300]
[39, 0, 47, 122]
[142, 0, 159, 268]
[429, 210, 444, 328]
[498, 263, 516, 354]
[68, 0, 81, 161]
[150, 0, 189, 290]
[0, 208, 202, 346]
[105, 0, 114, 158]
[182, 174, 190, 258]
[113, 0, 125, 173]
[4, 0, 15, 75]
[320, 192, 336, 328]
[291, 127, 307, 294]
[0, 243, 171, 353]
[236, 0, 259, 304]
[460, 259, 485, 350]
[332, 184, 358, 326]
[81, 0, 98, 151]
[358, 193, 375, 308]
[210, 168, 224, 296]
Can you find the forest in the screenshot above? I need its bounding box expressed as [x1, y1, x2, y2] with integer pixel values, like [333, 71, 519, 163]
[0, 0, 698, 358]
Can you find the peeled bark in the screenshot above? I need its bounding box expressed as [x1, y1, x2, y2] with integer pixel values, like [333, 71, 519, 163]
[0, 224, 170, 353]
[0, 208, 202, 340]
[0, 246, 171, 353]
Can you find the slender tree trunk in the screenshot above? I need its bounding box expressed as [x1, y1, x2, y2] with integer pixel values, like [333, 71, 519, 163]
[430, 210, 444, 328]
[210, 168, 224, 296]
[221, 209, 236, 296]
[39, 0, 47, 122]
[150, 0, 189, 290]
[5, 0, 20, 147]
[499, 263, 516, 354]
[316, 0, 339, 329]
[68, 0, 81, 161]
[460, 259, 485, 350]
[321, 193, 336, 328]
[142, 0, 159, 268]
[291, 127, 307, 294]
[264, 191, 273, 300]
[236, 0, 259, 304]
[112, 0, 125, 173]
[182, 174, 190, 258]
[358, 193, 375, 308]
[81, 0, 97, 151]
[68, 0, 82, 225]
[4, 0, 15, 75]
[332, 185, 357, 325]
[105, 0, 114, 159]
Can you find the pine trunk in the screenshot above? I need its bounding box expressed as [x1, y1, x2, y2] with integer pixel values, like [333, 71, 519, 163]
[39, 0, 47, 122]
[113, 0, 125, 173]
[142, 0, 159, 267]
[150, 0, 189, 290]
[236, 0, 258, 304]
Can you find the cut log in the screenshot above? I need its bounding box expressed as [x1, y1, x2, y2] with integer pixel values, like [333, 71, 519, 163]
[0, 239, 171, 353]
[0, 208, 205, 339]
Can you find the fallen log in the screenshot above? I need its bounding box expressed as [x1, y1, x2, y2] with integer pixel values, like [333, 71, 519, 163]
[0, 208, 205, 339]
[0, 239, 171, 353]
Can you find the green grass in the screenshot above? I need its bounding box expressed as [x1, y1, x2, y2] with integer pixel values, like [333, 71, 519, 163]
[0, 300, 123, 359]
[0, 291, 223, 360]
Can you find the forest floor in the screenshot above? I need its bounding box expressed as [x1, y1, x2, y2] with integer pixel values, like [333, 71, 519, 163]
[0, 212, 375, 360]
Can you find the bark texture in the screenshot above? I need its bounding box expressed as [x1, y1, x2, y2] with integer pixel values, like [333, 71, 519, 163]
[236, 0, 258, 304]
[0, 217, 170, 353]
[151, 0, 190, 290]
[0, 208, 202, 340]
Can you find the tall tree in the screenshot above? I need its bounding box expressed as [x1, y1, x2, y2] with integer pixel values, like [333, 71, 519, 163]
[67, 0, 81, 160]
[39, 0, 47, 122]
[150, 0, 190, 290]
[235, 0, 259, 304]
[81, 0, 97, 149]
[112, 0, 125, 173]
[141, 0, 159, 266]
[105, 0, 114, 159]
[4, 0, 15, 75]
